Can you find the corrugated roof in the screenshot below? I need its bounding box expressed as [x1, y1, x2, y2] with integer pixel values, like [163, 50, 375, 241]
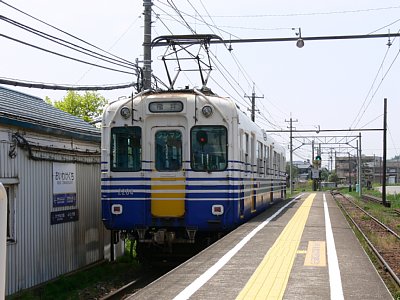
[0, 86, 100, 141]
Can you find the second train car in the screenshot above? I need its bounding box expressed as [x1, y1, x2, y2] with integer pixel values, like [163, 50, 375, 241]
[101, 88, 286, 254]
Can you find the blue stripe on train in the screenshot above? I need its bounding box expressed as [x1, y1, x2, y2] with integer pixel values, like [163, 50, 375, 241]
[101, 199, 240, 231]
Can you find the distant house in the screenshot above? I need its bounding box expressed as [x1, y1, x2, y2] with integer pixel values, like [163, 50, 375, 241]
[293, 160, 312, 182]
[0, 86, 105, 296]
[335, 155, 400, 185]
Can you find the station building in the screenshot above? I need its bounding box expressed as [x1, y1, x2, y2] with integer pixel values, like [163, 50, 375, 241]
[0, 86, 105, 295]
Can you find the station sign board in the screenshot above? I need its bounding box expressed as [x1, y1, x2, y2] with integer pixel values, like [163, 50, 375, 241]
[52, 163, 76, 207]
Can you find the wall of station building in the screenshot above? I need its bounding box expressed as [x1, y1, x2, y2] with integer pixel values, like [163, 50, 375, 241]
[0, 126, 106, 296]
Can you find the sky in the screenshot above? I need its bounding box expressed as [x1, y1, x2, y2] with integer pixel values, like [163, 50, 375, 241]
[2, 0, 400, 165]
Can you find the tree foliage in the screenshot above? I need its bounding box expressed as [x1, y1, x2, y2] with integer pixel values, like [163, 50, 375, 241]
[45, 91, 107, 123]
[328, 171, 339, 183]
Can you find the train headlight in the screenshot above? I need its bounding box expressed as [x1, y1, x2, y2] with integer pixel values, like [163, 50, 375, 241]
[111, 204, 123, 215]
[201, 105, 213, 118]
[212, 205, 224, 216]
[120, 106, 131, 119]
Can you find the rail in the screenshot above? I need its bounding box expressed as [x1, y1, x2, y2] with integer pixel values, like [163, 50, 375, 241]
[362, 194, 391, 206]
[331, 191, 400, 288]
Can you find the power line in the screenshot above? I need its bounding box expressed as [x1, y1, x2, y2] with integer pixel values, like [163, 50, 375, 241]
[0, 77, 137, 91]
[1, 16, 137, 71]
[0, 33, 137, 76]
[0, 0, 134, 66]
[196, 6, 400, 18]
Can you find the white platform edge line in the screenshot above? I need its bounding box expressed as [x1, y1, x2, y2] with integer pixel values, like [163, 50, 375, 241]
[323, 193, 344, 300]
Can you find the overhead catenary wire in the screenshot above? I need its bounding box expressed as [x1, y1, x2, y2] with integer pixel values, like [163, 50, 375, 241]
[193, 5, 400, 18]
[155, 0, 241, 39]
[351, 39, 400, 129]
[154, 1, 287, 130]
[153, 2, 253, 108]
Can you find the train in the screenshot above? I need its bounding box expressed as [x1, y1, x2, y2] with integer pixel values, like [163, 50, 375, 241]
[101, 87, 287, 255]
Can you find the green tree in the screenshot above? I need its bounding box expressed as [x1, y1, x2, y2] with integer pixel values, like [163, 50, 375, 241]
[46, 91, 107, 123]
[286, 163, 299, 182]
[320, 168, 329, 181]
[328, 171, 339, 183]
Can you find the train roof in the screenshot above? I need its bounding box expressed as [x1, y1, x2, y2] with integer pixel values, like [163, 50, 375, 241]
[0, 86, 100, 142]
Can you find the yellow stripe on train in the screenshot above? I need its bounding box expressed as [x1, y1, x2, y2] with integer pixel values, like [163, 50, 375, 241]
[151, 180, 185, 217]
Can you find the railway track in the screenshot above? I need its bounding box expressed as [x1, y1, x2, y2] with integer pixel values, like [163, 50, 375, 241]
[362, 194, 391, 206]
[100, 265, 174, 300]
[331, 191, 400, 288]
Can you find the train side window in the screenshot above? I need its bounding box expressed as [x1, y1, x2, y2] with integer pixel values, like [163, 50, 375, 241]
[257, 141, 263, 174]
[250, 134, 255, 173]
[155, 130, 182, 171]
[111, 126, 142, 172]
[191, 126, 227, 172]
[244, 133, 249, 173]
[264, 145, 269, 175]
[273, 151, 278, 176]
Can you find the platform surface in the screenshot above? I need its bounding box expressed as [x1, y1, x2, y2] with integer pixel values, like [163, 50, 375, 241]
[129, 192, 393, 299]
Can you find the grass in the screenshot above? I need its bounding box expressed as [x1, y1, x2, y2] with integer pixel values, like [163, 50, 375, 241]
[7, 255, 141, 300]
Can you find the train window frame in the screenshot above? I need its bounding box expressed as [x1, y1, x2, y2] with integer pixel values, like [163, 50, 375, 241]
[190, 125, 228, 172]
[154, 130, 183, 172]
[110, 126, 142, 172]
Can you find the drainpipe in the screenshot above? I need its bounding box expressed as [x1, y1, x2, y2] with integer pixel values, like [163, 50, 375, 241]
[0, 183, 7, 299]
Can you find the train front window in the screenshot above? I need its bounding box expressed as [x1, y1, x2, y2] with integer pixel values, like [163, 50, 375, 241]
[155, 130, 182, 171]
[191, 126, 227, 172]
[111, 127, 141, 171]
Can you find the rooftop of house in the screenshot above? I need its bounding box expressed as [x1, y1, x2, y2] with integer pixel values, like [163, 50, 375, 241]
[0, 86, 100, 142]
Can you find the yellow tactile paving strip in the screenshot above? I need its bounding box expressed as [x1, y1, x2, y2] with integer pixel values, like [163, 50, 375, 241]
[236, 193, 316, 300]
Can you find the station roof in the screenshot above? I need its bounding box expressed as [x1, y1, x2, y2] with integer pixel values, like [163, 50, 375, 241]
[0, 86, 100, 142]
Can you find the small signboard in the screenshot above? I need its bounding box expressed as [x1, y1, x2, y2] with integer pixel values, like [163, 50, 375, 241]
[312, 168, 320, 179]
[53, 163, 76, 207]
[50, 209, 79, 225]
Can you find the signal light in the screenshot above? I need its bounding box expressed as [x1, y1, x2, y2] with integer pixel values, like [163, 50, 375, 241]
[196, 130, 208, 145]
[315, 155, 321, 161]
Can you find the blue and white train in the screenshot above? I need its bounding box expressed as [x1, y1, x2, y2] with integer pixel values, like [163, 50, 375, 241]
[101, 88, 286, 254]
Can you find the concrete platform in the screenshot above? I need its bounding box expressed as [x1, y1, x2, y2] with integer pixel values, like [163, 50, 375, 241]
[129, 192, 393, 299]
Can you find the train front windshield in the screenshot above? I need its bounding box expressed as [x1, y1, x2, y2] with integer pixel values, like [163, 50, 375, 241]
[110, 126, 141, 171]
[155, 130, 183, 171]
[191, 126, 227, 172]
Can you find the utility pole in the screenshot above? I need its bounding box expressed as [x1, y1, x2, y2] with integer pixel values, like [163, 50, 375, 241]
[358, 132, 362, 197]
[382, 98, 388, 206]
[285, 116, 298, 194]
[348, 152, 352, 192]
[143, 0, 152, 90]
[245, 83, 263, 122]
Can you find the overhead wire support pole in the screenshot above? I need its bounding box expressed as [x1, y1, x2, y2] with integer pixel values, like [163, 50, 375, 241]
[358, 132, 362, 197]
[245, 83, 263, 122]
[382, 98, 388, 206]
[285, 116, 298, 195]
[143, 0, 152, 90]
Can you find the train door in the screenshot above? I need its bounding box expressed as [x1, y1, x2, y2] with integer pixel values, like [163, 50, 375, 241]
[150, 126, 186, 218]
[239, 131, 247, 217]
